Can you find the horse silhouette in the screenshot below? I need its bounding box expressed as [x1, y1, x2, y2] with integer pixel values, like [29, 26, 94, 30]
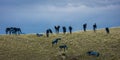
[46, 29, 53, 37]
[105, 27, 110, 34]
[54, 25, 60, 34]
[83, 23, 87, 32]
[62, 26, 66, 34]
[6, 27, 22, 35]
[52, 38, 61, 46]
[93, 23, 97, 32]
[87, 51, 100, 57]
[36, 33, 43, 37]
[69, 26, 72, 34]
[59, 44, 68, 51]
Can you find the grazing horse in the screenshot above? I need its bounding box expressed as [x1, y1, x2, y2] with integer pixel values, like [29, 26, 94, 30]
[6, 27, 22, 35]
[46, 29, 53, 37]
[87, 51, 100, 57]
[36, 33, 43, 37]
[52, 38, 61, 46]
[49, 29, 53, 34]
[54, 25, 60, 34]
[59, 44, 68, 51]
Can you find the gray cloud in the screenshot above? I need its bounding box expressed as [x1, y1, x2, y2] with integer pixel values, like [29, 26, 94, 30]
[0, 0, 120, 7]
[0, 0, 120, 22]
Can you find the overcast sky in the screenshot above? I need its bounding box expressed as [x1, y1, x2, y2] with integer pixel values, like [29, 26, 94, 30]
[0, 0, 120, 34]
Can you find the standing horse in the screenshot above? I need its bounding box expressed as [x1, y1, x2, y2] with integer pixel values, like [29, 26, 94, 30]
[105, 27, 110, 34]
[62, 26, 66, 34]
[69, 26, 72, 34]
[93, 23, 97, 32]
[83, 23, 87, 32]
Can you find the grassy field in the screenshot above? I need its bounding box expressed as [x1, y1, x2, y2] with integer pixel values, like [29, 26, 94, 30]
[0, 27, 120, 60]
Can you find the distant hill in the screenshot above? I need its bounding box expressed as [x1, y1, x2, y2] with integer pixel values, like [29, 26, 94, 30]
[0, 27, 120, 60]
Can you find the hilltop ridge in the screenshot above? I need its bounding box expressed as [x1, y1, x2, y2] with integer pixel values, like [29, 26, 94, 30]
[0, 27, 120, 60]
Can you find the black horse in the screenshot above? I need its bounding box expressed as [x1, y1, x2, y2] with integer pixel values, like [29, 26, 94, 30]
[62, 26, 66, 34]
[52, 38, 61, 46]
[69, 26, 72, 34]
[83, 23, 87, 32]
[6, 27, 22, 35]
[87, 51, 100, 57]
[6, 27, 11, 34]
[36, 33, 43, 37]
[46, 29, 53, 37]
[93, 23, 97, 32]
[105, 27, 110, 34]
[54, 25, 60, 34]
[59, 44, 68, 51]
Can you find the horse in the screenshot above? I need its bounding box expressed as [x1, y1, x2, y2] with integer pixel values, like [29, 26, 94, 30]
[105, 27, 110, 34]
[83, 23, 87, 32]
[36, 33, 43, 37]
[69, 26, 72, 34]
[93, 23, 97, 32]
[62, 26, 66, 34]
[46, 29, 53, 37]
[54, 25, 60, 34]
[59, 44, 68, 51]
[49, 29, 53, 34]
[52, 38, 61, 46]
[6, 27, 22, 35]
[87, 51, 100, 57]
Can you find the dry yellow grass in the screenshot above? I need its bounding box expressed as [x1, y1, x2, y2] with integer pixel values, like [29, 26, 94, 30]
[0, 27, 120, 60]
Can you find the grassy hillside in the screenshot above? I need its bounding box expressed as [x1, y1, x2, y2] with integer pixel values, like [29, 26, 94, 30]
[0, 28, 120, 60]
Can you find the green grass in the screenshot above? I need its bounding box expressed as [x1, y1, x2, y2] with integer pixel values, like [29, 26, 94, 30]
[0, 27, 120, 60]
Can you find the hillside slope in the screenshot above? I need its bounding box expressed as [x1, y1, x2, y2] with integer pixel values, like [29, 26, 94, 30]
[0, 28, 120, 60]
